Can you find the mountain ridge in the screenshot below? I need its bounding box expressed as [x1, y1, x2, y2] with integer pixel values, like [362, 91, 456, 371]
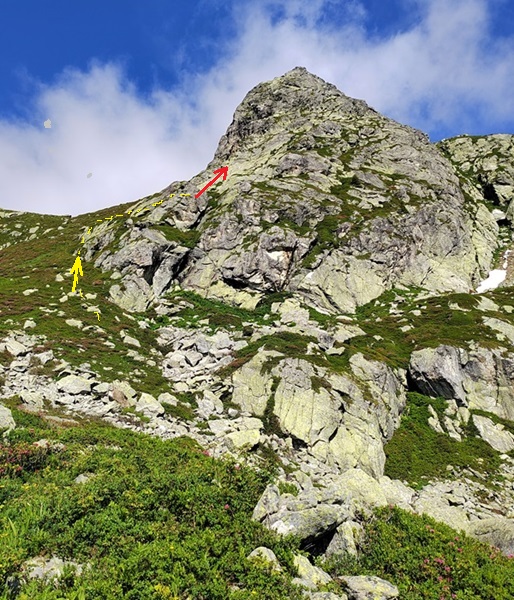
[1, 67, 514, 598]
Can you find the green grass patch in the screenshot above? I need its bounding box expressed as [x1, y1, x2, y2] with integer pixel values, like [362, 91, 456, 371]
[346, 288, 512, 371]
[302, 214, 348, 268]
[0, 203, 178, 399]
[317, 503, 514, 600]
[152, 224, 200, 248]
[155, 289, 294, 334]
[0, 416, 312, 599]
[161, 401, 196, 422]
[277, 482, 299, 496]
[384, 392, 504, 491]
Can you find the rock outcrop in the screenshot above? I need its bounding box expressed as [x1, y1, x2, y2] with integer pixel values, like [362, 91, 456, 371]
[1, 66, 514, 597]
[409, 344, 514, 422]
[82, 68, 502, 315]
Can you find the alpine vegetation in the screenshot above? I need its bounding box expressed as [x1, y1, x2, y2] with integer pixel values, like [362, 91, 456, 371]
[1, 67, 514, 599]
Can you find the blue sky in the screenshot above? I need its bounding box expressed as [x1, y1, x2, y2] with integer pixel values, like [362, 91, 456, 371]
[1, 0, 513, 215]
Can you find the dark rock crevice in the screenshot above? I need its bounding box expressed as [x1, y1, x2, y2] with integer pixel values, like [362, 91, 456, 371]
[300, 527, 339, 558]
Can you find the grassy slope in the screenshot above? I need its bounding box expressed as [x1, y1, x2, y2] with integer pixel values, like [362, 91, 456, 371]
[0, 403, 512, 599]
[0, 405, 307, 599]
[0, 201, 172, 399]
[1, 200, 514, 597]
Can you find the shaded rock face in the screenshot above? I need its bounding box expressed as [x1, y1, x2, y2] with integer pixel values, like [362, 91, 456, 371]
[409, 345, 514, 422]
[231, 353, 407, 480]
[438, 134, 514, 224]
[86, 67, 499, 314]
[92, 226, 193, 312]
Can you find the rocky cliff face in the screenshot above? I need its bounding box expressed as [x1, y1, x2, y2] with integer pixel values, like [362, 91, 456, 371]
[1, 68, 514, 598]
[82, 67, 503, 315]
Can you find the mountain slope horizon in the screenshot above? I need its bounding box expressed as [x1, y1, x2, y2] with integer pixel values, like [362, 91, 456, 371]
[1, 66, 514, 599]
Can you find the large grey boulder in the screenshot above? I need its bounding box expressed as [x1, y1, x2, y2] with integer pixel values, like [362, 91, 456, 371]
[225, 428, 261, 450]
[253, 469, 388, 543]
[20, 555, 89, 584]
[19, 390, 45, 410]
[246, 546, 282, 572]
[323, 469, 389, 518]
[471, 415, 514, 452]
[409, 345, 514, 421]
[252, 484, 281, 522]
[409, 345, 467, 402]
[231, 350, 280, 415]
[5, 339, 28, 357]
[339, 575, 399, 600]
[348, 354, 407, 441]
[135, 392, 164, 416]
[232, 352, 407, 480]
[109, 381, 138, 407]
[268, 504, 346, 539]
[272, 358, 342, 449]
[0, 404, 16, 436]
[95, 231, 191, 305]
[377, 476, 416, 511]
[412, 484, 471, 534]
[109, 275, 155, 312]
[292, 553, 333, 590]
[56, 375, 92, 395]
[322, 371, 392, 480]
[465, 516, 514, 556]
[324, 521, 365, 558]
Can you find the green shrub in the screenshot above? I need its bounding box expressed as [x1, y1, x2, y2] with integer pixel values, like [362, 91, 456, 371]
[278, 482, 299, 497]
[161, 401, 196, 422]
[384, 393, 503, 490]
[318, 504, 514, 600]
[262, 384, 285, 439]
[0, 419, 309, 599]
[0, 441, 49, 479]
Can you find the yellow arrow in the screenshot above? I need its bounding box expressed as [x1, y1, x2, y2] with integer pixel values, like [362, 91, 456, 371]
[169, 194, 175, 198]
[105, 216, 114, 221]
[152, 200, 162, 206]
[70, 254, 83, 293]
[87, 227, 92, 234]
[95, 312, 100, 321]
[126, 210, 132, 215]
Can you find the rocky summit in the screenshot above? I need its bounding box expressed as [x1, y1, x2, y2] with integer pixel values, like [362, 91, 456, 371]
[1, 67, 514, 599]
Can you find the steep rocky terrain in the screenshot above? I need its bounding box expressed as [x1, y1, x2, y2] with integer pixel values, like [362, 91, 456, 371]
[1, 67, 514, 599]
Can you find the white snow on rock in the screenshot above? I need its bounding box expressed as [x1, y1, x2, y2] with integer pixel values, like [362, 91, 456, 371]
[476, 250, 511, 293]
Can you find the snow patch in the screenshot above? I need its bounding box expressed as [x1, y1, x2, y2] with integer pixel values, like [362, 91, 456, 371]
[476, 250, 511, 293]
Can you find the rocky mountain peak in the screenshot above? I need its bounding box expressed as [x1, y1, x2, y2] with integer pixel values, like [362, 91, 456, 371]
[1, 68, 514, 597]
[68, 69, 512, 318]
[211, 66, 370, 165]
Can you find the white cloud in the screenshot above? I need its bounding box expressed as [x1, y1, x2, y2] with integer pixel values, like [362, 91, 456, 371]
[1, 0, 512, 216]
[0, 63, 213, 216]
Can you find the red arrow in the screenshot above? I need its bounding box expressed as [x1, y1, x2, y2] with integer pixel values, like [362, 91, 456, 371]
[195, 166, 228, 199]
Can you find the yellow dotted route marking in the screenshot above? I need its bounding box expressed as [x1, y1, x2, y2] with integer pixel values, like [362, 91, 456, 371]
[83, 193, 189, 233]
[67, 193, 192, 316]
